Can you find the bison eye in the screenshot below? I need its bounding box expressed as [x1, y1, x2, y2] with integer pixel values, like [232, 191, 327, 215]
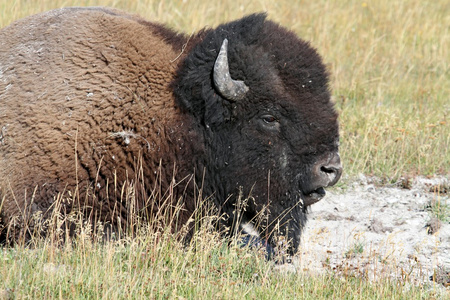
[260, 114, 280, 131]
[262, 115, 277, 124]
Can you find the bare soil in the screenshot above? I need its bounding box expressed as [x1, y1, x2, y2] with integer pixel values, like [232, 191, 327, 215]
[295, 175, 450, 291]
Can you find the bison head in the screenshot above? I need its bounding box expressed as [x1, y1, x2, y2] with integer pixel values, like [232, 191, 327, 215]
[173, 13, 342, 255]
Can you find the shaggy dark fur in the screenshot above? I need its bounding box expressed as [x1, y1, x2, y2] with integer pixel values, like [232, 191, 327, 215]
[0, 7, 340, 253]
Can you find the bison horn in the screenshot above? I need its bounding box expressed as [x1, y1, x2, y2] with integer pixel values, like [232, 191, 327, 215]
[213, 39, 249, 101]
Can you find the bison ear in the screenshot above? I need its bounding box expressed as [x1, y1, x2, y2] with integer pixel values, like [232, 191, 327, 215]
[213, 39, 249, 101]
[204, 91, 234, 127]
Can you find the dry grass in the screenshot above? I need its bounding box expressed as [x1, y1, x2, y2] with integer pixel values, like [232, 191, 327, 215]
[0, 168, 447, 298]
[0, 192, 443, 299]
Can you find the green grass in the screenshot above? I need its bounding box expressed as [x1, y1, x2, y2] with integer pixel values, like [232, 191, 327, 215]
[429, 198, 450, 223]
[1, 0, 449, 299]
[344, 241, 365, 259]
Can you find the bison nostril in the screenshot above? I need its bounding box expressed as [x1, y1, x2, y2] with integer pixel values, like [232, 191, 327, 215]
[320, 164, 342, 186]
[321, 165, 336, 174]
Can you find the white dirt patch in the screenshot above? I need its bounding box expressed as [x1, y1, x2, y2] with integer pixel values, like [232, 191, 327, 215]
[296, 175, 449, 289]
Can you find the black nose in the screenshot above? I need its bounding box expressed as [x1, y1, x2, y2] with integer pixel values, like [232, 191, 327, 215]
[319, 154, 342, 187]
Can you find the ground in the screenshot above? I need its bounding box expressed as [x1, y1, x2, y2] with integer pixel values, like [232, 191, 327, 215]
[293, 175, 450, 291]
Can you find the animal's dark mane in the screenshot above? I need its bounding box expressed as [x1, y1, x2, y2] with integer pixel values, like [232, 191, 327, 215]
[171, 13, 334, 127]
[171, 14, 267, 118]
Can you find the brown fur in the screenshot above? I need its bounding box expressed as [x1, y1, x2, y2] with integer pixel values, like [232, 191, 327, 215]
[0, 7, 201, 238]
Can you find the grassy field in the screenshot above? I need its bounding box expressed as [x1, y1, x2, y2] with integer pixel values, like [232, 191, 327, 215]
[0, 228, 444, 299]
[1, 0, 449, 299]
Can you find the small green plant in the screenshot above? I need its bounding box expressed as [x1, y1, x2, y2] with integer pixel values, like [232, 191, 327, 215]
[345, 241, 365, 259]
[428, 198, 450, 223]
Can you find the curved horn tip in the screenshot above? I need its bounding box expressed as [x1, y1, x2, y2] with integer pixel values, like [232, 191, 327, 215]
[220, 38, 229, 51]
[213, 39, 249, 101]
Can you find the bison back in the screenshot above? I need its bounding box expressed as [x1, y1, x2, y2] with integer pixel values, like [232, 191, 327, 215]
[0, 7, 188, 237]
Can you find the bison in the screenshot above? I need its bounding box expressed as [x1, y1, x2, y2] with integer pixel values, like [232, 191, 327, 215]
[0, 7, 342, 254]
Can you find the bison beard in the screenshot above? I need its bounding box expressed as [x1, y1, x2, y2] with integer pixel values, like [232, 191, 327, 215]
[0, 7, 342, 256]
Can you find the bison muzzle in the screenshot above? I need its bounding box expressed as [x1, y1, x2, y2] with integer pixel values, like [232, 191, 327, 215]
[0, 7, 342, 254]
